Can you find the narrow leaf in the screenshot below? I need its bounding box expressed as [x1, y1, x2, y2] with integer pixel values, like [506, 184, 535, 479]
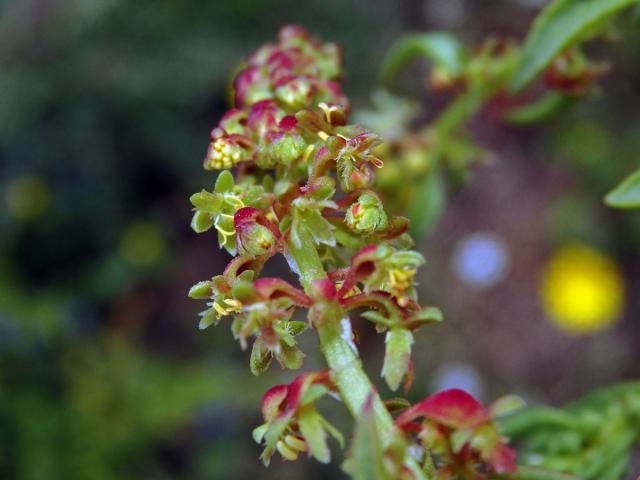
[510, 0, 639, 93]
[605, 169, 640, 208]
[380, 32, 465, 86]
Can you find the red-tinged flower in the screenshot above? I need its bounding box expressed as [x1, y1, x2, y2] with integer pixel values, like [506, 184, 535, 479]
[543, 50, 609, 95]
[328, 132, 384, 191]
[396, 389, 489, 430]
[259, 115, 307, 167]
[233, 64, 272, 108]
[396, 389, 517, 476]
[234, 207, 281, 258]
[275, 76, 315, 109]
[247, 99, 282, 139]
[253, 371, 343, 465]
[253, 277, 313, 308]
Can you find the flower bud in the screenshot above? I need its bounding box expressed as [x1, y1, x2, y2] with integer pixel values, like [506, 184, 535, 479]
[234, 207, 279, 257]
[345, 192, 388, 234]
[237, 223, 277, 257]
[204, 129, 253, 170]
[275, 77, 314, 109]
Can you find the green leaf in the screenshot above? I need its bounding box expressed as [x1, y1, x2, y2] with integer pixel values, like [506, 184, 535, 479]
[605, 169, 640, 208]
[343, 399, 391, 480]
[214, 169, 235, 193]
[380, 32, 466, 86]
[506, 92, 577, 124]
[304, 210, 336, 247]
[510, 0, 640, 93]
[381, 328, 413, 391]
[408, 166, 446, 241]
[298, 406, 331, 463]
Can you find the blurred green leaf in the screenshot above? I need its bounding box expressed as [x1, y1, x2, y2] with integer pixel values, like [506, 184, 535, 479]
[510, 0, 639, 93]
[408, 166, 446, 241]
[506, 92, 576, 124]
[343, 399, 390, 480]
[380, 32, 465, 86]
[605, 169, 640, 208]
[511, 466, 582, 480]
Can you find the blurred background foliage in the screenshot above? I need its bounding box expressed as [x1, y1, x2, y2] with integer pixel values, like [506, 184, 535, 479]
[0, 0, 639, 478]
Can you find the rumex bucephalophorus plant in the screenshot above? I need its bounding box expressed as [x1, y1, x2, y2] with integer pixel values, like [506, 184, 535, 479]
[188, 1, 640, 477]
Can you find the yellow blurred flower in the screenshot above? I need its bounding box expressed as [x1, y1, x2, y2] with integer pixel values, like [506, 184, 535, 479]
[540, 244, 624, 334]
[119, 221, 166, 267]
[5, 176, 50, 221]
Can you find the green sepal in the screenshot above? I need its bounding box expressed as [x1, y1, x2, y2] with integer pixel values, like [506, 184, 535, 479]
[250, 338, 272, 376]
[381, 327, 413, 391]
[410, 306, 443, 325]
[198, 307, 218, 330]
[190, 190, 221, 212]
[191, 210, 214, 233]
[298, 406, 331, 463]
[361, 310, 394, 328]
[252, 424, 268, 444]
[188, 280, 213, 299]
[280, 343, 304, 370]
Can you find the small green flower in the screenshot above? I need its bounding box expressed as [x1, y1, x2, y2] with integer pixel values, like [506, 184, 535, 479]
[345, 191, 388, 234]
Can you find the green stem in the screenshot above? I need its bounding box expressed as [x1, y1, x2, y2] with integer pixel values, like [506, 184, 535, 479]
[287, 227, 428, 479]
[287, 227, 393, 431]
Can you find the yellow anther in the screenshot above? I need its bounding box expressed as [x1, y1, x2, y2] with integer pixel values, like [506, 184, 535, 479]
[276, 440, 299, 461]
[389, 268, 417, 292]
[302, 144, 315, 162]
[223, 298, 243, 310]
[212, 297, 243, 319]
[207, 138, 245, 170]
[317, 131, 329, 141]
[284, 434, 307, 452]
[318, 102, 340, 123]
[212, 301, 229, 318]
[265, 211, 277, 223]
[336, 281, 361, 298]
